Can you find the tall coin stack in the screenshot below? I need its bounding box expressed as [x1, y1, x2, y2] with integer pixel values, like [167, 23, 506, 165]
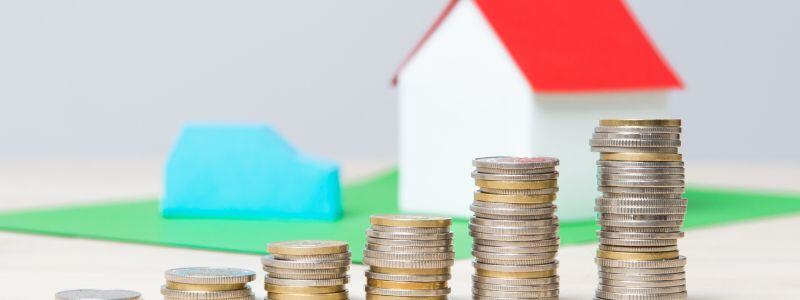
[363, 214, 454, 300]
[470, 156, 561, 300]
[161, 267, 256, 300]
[263, 240, 351, 300]
[590, 119, 688, 300]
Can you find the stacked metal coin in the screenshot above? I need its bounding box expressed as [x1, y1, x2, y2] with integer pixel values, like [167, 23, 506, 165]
[590, 119, 688, 300]
[263, 240, 351, 300]
[55, 289, 142, 300]
[470, 156, 561, 299]
[161, 267, 256, 300]
[363, 214, 454, 300]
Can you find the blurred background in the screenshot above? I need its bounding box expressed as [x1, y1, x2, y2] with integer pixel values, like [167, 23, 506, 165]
[1, 0, 798, 208]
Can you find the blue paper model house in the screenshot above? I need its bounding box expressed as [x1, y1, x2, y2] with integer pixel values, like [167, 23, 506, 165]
[162, 124, 341, 220]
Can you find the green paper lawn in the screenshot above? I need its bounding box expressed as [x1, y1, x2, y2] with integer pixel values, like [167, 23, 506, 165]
[1, 169, 799, 262]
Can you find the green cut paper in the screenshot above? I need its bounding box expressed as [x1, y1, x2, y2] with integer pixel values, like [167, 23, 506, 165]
[1, 169, 799, 262]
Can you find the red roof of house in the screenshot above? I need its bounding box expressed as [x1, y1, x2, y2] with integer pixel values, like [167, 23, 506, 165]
[393, 0, 683, 92]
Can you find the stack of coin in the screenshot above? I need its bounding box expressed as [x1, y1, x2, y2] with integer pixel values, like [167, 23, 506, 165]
[470, 156, 561, 299]
[161, 267, 256, 300]
[362, 214, 454, 299]
[590, 119, 688, 300]
[263, 240, 351, 300]
[55, 289, 142, 300]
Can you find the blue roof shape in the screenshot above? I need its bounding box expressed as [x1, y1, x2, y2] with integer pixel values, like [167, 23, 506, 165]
[162, 124, 341, 220]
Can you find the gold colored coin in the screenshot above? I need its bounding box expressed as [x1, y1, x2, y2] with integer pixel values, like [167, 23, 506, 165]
[267, 240, 348, 255]
[370, 267, 450, 275]
[599, 119, 681, 127]
[265, 284, 345, 294]
[267, 291, 348, 300]
[366, 295, 446, 300]
[474, 192, 556, 204]
[597, 250, 679, 260]
[601, 153, 683, 162]
[367, 279, 447, 290]
[474, 179, 558, 190]
[476, 269, 556, 279]
[165, 281, 245, 291]
[370, 215, 451, 228]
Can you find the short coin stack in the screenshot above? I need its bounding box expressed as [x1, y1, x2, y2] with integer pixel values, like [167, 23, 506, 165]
[363, 214, 454, 299]
[590, 119, 688, 300]
[263, 240, 351, 300]
[470, 156, 561, 299]
[55, 289, 142, 300]
[161, 267, 256, 300]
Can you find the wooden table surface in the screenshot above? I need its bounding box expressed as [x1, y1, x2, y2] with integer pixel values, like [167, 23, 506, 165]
[1, 158, 798, 299]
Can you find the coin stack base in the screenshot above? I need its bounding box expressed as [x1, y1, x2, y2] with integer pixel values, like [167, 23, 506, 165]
[470, 156, 561, 299]
[591, 119, 688, 300]
[161, 267, 256, 300]
[55, 289, 142, 300]
[363, 215, 454, 299]
[263, 240, 351, 300]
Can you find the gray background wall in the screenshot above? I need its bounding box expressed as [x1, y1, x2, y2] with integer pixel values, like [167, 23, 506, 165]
[0, 0, 797, 162]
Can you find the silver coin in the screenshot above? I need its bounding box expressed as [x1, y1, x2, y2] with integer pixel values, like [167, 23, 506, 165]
[366, 229, 453, 241]
[599, 173, 685, 181]
[362, 257, 453, 268]
[165, 267, 256, 284]
[160, 286, 252, 299]
[591, 139, 681, 148]
[55, 290, 142, 300]
[600, 278, 686, 288]
[471, 217, 558, 227]
[475, 166, 556, 174]
[600, 180, 685, 188]
[164, 296, 253, 300]
[599, 186, 685, 194]
[474, 212, 557, 220]
[592, 133, 680, 140]
[601, 226, 682, 233]
[264, 276, 348, 287]
[262, 265, 348, 275]
[597, 161, 684, 168]
[599, 166, 685, 175]
[601, 214, 684, 221]
[599, 219, 684, 228]
[599, 271, 685, 281]
[472, 274, 559, 285]
[370, 224, 450, 234]
[473, 282, 559, 292]
[599, 244, 679, 253]
[471, 204, 557, 216]
[471, 231, 558, 242]
[596, 198, 688, 207]
[598, 266, 685, 275]
[591, 146, 679, 153]
[473, 260, 558, 272]
[602, 192, 684, 200]
[261, 255, 349, 269]
[365, 286, 450, 297]
[263, 270, 346, 280]
[595, 126, 681, 134]
[472, 171, 559, 181]
[479, 187, 560, 195]
[272, 252, 351, 261]
[365, 271, 451, 282]
[367, 244, 453, 253]
[599, 238, 678, 247]
[598, 284, 687, 294]
[475, 296, 557, 300]
[595, 256, 688, 269]
[472, 250, 557, 261]
[595, 206, 687, 215]
[469, 223, 558, 235]
[598, 231, 684, 239]
[475, 257, 556, 265]
[366, 236, 451, 247]
[363, 249, 455, 261]
[472, 200, 555, 209]
[473, 238, 559, 247]
[472, 287, 558, 298]
[473, 156, 560, 169]
[473, 244, 560, 254]
[595, 291, 687, 300]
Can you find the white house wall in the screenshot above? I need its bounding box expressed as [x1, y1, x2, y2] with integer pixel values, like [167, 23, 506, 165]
[531, 91, 670, 220]
[397, 0, 533, 217]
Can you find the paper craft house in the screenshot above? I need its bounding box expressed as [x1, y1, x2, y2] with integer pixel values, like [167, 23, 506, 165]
[162, 124, 341, 220]
[394, 0, 682, 220]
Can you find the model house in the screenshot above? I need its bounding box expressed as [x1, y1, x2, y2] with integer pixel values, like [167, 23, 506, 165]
[393, 0, 682, 220]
